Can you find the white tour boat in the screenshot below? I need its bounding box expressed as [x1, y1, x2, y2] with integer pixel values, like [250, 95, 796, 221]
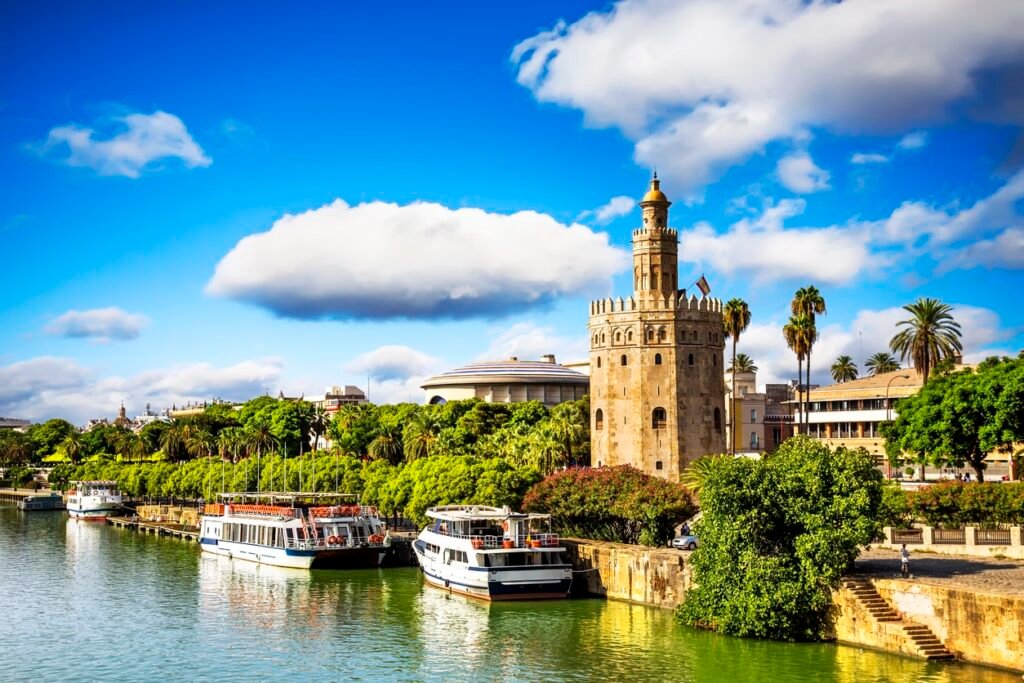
[198, 493, 391, 570]
[66, 480, 122, 520]
[413, 505, 572, 601]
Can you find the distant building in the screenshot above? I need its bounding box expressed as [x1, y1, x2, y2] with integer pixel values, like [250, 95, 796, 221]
[421, 355, 588, 407]
[725, 371, 794, 455]
[0, 417, 30, 432]
[312, 386, 368, 415]
[589, 177, 727, 480]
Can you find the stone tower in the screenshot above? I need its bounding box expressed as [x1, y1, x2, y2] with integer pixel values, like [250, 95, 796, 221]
[589, 176, 727, 480]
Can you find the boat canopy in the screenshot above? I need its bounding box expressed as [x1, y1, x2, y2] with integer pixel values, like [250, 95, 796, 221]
[425, 505, 551, 522]
[217, 492, 359, 505]
[69, 480, 118, 486]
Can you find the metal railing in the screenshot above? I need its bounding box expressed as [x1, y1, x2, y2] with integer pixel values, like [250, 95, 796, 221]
[429, 529, 561, 549]
[933, 528, 965, 545]
[892, 528, 923, 544]
[976, 528, 1011, 545]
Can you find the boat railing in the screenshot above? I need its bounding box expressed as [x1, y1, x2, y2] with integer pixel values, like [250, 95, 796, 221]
[224, 504, 296, 518]
[432, 529, 561, 549]
[307, 504, 379, 519]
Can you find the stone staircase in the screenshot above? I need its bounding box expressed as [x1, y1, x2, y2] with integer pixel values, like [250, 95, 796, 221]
[843, 579, 955, 661]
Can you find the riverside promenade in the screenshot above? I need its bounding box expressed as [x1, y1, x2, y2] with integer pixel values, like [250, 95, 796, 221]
[853, 548, 1024, 597]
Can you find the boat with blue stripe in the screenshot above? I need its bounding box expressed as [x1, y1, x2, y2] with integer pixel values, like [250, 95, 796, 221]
[413, 505, 571, 601]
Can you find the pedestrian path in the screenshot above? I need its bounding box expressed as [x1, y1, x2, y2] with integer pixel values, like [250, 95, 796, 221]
[855, 548, 1024, 596]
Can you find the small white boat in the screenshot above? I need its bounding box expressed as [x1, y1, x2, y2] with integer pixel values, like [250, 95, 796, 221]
[66, 481, 122, 520]
[198, 493, 391, 570]
[413, 505, 572, 601]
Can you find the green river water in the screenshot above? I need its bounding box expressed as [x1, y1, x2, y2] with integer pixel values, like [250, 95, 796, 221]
[0, 505, 1017, 682]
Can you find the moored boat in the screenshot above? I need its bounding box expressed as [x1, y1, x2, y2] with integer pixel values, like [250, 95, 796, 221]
[412, 505, 572, 601]
[198, 493, 391, 570]
[66, 480, 122, 520]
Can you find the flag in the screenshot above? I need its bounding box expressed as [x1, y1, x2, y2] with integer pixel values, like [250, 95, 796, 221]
[695, 275, 711, 296]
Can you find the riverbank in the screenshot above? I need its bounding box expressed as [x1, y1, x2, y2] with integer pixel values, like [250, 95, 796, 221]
[562, 538, 1024, 673]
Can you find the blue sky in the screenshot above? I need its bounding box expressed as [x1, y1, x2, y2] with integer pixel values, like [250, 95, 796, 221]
[2, 1, 1023, 423]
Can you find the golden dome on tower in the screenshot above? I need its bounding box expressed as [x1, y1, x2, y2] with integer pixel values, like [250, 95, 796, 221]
[640, 174, 670, 205]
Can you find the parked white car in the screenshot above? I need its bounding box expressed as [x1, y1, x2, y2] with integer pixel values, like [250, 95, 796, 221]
[671, 535, 698, 550]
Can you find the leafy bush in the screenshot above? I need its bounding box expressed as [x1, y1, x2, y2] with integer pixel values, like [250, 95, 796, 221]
[521, 466, 695, 546]
[677, 437, 882, 641]
[885, 482, 1024, 527]
[876, 484, 914, 528]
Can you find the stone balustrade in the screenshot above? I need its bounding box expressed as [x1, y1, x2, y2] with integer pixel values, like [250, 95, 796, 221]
[880, 525, 1024, 560]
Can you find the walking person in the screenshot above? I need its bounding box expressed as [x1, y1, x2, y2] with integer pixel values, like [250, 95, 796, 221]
[900, 543, 910, 578]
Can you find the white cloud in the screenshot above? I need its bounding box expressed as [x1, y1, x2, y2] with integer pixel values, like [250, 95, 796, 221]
[777, 152, 831, 193]
[43, 307, 149, 343]
[579, 195, 636, 224]
[0, 357, 284, 425]
[475, 321, 588, 364]
[345, 345, 441, 381]
[851, 152, 890, 165]
[733, 303, 1011, 390]
[513, 0, 1024, 195]
[39, 111, 211, 177]
[897, 131, 929, 150]
[207, 199, 628, 320]
[679, 170, 1024, 283]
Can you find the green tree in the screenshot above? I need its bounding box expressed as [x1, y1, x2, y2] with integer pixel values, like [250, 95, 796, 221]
[185, 428, 215, 461]
[403, 411, 440, 462]
[160, 425, 186, 462]
[677, 436, 882, 641]
[830, 355, 858, 383]
[368, 420, 404, 465]
[27, 419, 77, 459]
[791, 286, 826, 428]
[865, 352, 900, 376]
[723, 298, 752, 456]
[0, 431, 31, 467]
[727, 353, 757, 373]
[680, 454, 729, 497]
[114, 430, 147, 463]
[309, 405, 331, 452]
[60, 432, 83, 464]
[889, 297, 963, 383]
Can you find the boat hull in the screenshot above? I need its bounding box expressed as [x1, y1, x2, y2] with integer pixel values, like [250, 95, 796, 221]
[199, 539, 316, 570]
[312, 545, 389, 569]
[68, 505, 119, 520]
[419, 564, 572, 601]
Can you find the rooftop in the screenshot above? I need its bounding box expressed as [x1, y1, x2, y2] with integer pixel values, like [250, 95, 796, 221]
[421, 356, 589, 389]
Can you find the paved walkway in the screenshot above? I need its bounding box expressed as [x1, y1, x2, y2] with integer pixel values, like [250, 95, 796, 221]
[853, 548, 1024, 596]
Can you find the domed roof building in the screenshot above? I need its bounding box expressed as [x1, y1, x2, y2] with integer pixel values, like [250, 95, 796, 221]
[421, 355, 588, 407]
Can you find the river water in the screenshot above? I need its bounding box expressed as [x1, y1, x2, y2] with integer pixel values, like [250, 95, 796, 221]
[0, 506, 1017, 682]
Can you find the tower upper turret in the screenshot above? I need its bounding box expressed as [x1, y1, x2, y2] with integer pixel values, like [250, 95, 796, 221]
[633, 175, 678, 298]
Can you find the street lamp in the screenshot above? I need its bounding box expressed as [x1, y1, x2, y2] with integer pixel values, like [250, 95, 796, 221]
[885, 373, 912, 479]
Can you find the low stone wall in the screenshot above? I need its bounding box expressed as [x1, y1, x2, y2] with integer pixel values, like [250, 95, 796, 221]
[878, 526, 1024, 560]
[561, 538, 691, 609]
[875, 579, 1024, 672]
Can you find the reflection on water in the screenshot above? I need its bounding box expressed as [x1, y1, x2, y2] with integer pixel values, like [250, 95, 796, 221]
[1, 505, 1018, 683]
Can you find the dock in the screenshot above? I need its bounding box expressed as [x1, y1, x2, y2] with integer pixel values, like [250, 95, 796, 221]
[107, 516, 199, 541]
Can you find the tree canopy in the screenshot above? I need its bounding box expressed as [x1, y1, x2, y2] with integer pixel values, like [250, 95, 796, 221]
[678, 436, 882, 641]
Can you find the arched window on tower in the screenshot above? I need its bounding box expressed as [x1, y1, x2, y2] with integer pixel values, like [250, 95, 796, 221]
[647, 328, 654, 342]
[714, 407, 722, 432]
[595, 409, 604, 430]
[654, 353, 662, 365]
[658, 327, 667, 342]
[691, 330, 698, 341]
[601, 333, 606, 344]
[627, 330, 634, 342]
[596, 356, 602, 369]
[652, 271, 658, 289]
[615, 331, 622, 344]
[620, 354, 628, 367]
[688, 353, 695, 366]
[652, 407, 667, 430]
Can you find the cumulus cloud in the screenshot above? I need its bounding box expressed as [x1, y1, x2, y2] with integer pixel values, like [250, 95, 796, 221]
[0, 357, 284, 425]
[475, 321, 588, 364]
[513, 0, 1024, 194]
[777, 152, 831, 193]
[679, 170, 1024, 283]
[206, 199, 628, 320]
[578, 195, 636, 224]
[851, 152, 889, 165]
[345, 345, 441, 381]
[38, 110, 211, 177]
[735, 304, 1011, 389]
[43, 307, 148, 343]
[897, 131, 929, 150]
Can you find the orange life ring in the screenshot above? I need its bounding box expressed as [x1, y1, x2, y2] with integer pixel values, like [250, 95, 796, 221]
[327, 535, 338, 545]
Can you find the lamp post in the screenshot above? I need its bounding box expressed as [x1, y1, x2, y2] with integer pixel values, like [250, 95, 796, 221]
[884, 373, 912, 479]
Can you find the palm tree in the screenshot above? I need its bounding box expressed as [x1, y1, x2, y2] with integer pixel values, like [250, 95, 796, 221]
[549, 414, 585, 467]
[728, 353, 758, 373]
[865, 352, 900, 376]
[791, 286, 826, 427]
[527, 422, 568, 476]
[830, 355, 858, 383]
[115, 431, 147, 463]
[368, 421, 404, 465]
[186, 428, 215, 461]
[60, 432, 83, 464]
[783, 314, 815, 431]
[889, 298, 963, 382]
[309, 405, 330, 452]
[723, 298, 751, 456]
[680, 454, 728, 497]
[403, 411, 440, 462]
[160, 425, 184, 462]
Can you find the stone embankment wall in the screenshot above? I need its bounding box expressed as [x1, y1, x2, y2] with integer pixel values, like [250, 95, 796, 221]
[562, 539, 691, 609]
[563, 538, 1023, 672]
